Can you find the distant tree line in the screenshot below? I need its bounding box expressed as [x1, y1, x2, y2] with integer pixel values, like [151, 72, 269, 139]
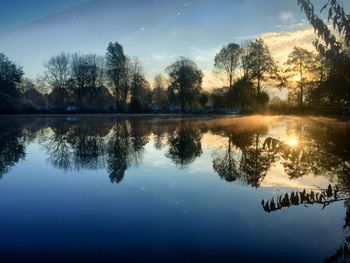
[0, 0, 349, 114]
[0, 39, 280, 113]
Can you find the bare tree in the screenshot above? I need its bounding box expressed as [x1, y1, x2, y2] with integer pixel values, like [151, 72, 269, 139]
[44, 52, 70, 106]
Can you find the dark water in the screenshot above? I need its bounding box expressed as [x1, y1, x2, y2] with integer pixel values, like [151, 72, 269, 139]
[0, 115, 349, 263]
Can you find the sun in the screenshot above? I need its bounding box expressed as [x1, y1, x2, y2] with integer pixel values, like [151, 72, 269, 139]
[286, 137, 299, 147]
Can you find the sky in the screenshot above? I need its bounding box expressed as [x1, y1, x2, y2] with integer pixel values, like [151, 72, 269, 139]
[1, 0, 349, 93]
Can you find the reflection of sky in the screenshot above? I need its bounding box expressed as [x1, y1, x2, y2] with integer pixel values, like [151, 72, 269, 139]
[0, 119, 346, 262]
[1, 0, 349, 90]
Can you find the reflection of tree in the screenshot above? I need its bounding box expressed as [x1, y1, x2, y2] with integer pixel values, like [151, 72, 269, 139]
[43, 123, 108, 171]
[263, 137, 311, 179]
[263, 120, 350, 180]
[262, 185, 350, 263]
[0, 122, 26, 178]
[239, 132, 276, 187]
[44, 126, 72, 171]
[212, 125, 275, 187]
[213, 138, 238, 182]
[325, 200, 350, 263]
[107, 123, 130, 183]
[166, 123, 202, 168]
[68, 125, 106, 171]
[260, 121, 350, 262]
[153, 127, 167, 150]
[107, 121, 149, 183]
[212, 130, 253, 182]
[41, 119, 149, 184]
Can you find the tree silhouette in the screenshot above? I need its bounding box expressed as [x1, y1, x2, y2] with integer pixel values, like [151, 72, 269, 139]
[214, 42, 241, 87]
[44, 53, 70, 106]
[70, 53, 105, 106]
[298, 0, 350, 69]
[262, 185, 350, 262]
[242, 39, 278, 107]
[284, 47, 316, 106]
[0, 53, 23, 98]
[166, 57, 203, 113]
[152, 74, 168, 111]
[106, 42, 127, 111]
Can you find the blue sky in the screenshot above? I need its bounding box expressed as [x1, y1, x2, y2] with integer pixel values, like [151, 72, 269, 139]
[0, 0, 349, 89]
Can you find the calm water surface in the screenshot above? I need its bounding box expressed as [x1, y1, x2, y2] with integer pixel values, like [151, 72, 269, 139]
[0, 115, 349, 262]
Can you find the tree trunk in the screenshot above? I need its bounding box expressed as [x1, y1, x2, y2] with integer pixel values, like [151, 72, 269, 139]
[257, 77, 261, 107]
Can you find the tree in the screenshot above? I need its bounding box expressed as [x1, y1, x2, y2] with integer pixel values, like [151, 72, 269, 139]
[129, 73, 151, 113]
[211, 88, 226, 110]
[19, 78, 35, 94]
[44, 53, 70, 106]
[214, 42, 241, 87]
[284, 47, 316, 106]
[152, 74, 168, 111]
[166, 57, 203, 112]
[298, 0, 350, 72]
[199, 92, 209, 108]
[105, 42, 127, 111]
[0, 53, 23, 97]
[242, 39, 277, 107]
[70, 53, 105, 106]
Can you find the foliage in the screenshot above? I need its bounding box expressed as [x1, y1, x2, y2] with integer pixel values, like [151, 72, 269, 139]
[225, 77, 257, 110]
[105, 42, 127, 111]
[214, 42, 241, 87]
[262, 184, 344, 212]
[284, 47, 316, 106]
[166, 57, 203, 112]
[297, 0, 350, 73]
[242, 39, 278, 106]
[0, 53, 23, 97]
[199, 92, 209, 108]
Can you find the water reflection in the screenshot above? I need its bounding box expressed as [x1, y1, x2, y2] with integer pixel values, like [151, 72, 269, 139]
[212, 122, 275, 187]
[259, 118, 350, 262]
[0, 115, 350, 261]
[0, 116, 349, 186]
[107, 121, 149, 183]
[0, 118, 26, 178]
[166, 122, 203, 168]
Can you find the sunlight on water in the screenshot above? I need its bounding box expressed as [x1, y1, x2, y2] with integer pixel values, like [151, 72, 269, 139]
[0, 115, 349, 262]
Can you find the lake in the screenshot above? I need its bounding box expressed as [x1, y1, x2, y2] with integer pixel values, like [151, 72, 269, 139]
[0, 115, 349, 262]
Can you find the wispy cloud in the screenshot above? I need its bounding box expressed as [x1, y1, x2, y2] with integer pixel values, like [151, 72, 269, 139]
[278, 11, 294, 22]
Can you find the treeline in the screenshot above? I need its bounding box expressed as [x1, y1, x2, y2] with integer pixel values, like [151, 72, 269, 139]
[0, 0, 349, 114]
[0, 39, 278, 114]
